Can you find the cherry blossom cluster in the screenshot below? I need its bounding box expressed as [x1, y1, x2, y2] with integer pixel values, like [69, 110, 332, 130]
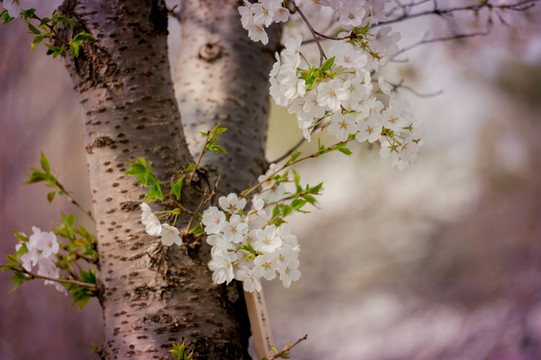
[201, 172, 301, 293]
[16, 227, 67, 294]
[240, 0, 423, 169]
[239, 0, 390, 45]
[140, 203, 182, 246]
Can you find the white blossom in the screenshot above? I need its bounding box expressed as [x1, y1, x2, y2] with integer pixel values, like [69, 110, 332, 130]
[201, 206, 226, 234]
[160, 224, 182, 246]
[140, 203, 162, 236]
[236, 266, 264, 292]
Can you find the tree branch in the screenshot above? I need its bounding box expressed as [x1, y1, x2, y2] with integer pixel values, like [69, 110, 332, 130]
[392, 28, 491, 60]
[3, 265, 97, 289]
[377, 0, 540, 27]
[290, 0, 327, 65]
[267, 334, 308, 360]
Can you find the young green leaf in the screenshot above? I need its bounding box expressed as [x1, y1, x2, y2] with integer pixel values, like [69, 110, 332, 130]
[171, 176, 185, 200]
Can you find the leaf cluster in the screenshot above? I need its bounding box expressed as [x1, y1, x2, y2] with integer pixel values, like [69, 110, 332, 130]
[126, 158, 164, 202]
[25, 152, 64, 203]
[299, 56, 336, 91]
[268, 169, 323, 226]
[1, 7, 93, 58]
[169, 342, 194, 360]
[200, 123, 227, 155]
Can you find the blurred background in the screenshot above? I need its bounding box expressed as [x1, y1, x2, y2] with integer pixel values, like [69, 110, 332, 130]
[1, 1, 541, 359]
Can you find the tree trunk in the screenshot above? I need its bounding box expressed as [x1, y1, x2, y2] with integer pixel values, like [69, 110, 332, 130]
[59, 0, 276, 358]
[174, 0, 281, 193]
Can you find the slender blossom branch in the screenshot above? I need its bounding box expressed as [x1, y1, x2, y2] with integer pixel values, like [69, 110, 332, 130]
[269, 137, 307, 165]
[268, 334, 308, 360]
[290, 0, 327, 65]
[268, 122, 323, 164]
[242, 137, 355, 199]
[2, 265, 97, 289]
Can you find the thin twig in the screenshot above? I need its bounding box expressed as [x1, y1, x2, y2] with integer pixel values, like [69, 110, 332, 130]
[291, 1, 327, 65]
[268, 334, 308, 360]
[268, 122, 323, 164]
[392, 29, 491, 60]
[54, 180, 96, 223]
[184, 175, 221, 233]
[242, 138, 355, 199]
[269, 137, 307, 165]
[377, 0, 540, 27]
[2, 265, 97, 289]
[387, 79, 443, 98]
[189, 136, 211, 183]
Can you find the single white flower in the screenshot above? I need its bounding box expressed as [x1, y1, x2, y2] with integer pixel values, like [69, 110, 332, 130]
[2, 0, 21, 17]
[221, 214, 248, 244]
[254, 253, 277, 280]
[29, 227, 59, 259]
[317, 79, 349, 112]
[236, 266, 264, 292]
[247, 23, 269, 45]
[254, 225, 281, 253]
[160, 224, 182, 246]
[140, 203, 162, 236]
[209, 253, 236, 285]
[279, 258, 301, 288]
[16, 243, 38, 272]
[219, 193, 247, 214]
[201, 206, 226, 234]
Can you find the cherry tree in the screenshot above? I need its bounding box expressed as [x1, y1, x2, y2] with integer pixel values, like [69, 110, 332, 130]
[1, 0, 538, 359]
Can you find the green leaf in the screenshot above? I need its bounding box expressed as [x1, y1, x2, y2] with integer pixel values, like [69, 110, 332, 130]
[182, 163, 196, 173]
[39, 17, 51, 26]
[170, 176, 185, 200]
[321, 56, 335, 72]
[125, 158, 158, 186]
[1, 10, 15, 25]
[15, 243, 28, 258]
[189, 223, 204, 235]
[79, 269, 97, 284]
[24, 170, 48, 184]
[336, 142, 352, 156]
[302, 194, 317, 205]
[72, 32, 94, 41]
[27, 22, 41, 35]
[308, 182, 323, 195]
[9, 271, 28, 292]
[21, 8, 36, 22]
[2, 262, 18, 271]
[30, 33, 49, 52]
[287, 150, 301, 164]
[6, 254, 18, 264]
[291, 199, 307, 211]
[281, 205, 293, 217]
[40, 152, 50, 174]
[47, 191, 56, 203]
[69, 43, 79, 58]
[271, 205, 280, 219]
[146, 183, 164, 202]
[170, 342, 193, 360]
[292, 169, 301, 188]
[13, 230, 29, 243]
[66, 283, 94, 311]
[207, 143, 227, 154]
